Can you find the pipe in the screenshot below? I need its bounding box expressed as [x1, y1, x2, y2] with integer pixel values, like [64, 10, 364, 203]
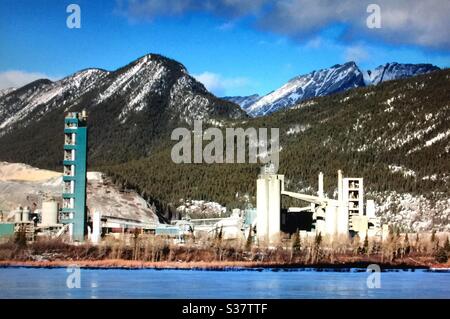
[318, 172, 324, 198]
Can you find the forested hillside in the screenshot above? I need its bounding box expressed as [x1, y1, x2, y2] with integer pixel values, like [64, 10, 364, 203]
[104, 69, 450, 229]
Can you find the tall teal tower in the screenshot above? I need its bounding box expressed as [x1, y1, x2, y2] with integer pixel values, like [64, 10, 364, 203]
[61, 111, 88, 242]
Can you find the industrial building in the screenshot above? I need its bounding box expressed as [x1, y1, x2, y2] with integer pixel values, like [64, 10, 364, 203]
[0, 201, 67, 241]
[2, 111, 112, 242]
[0, 111, 382, 246]
[60, 111, 88, 242]
[256, 166, 382, 244]
[188, 166, 379, 245]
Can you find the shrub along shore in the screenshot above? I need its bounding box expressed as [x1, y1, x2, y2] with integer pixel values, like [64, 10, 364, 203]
[0, 230, 449, 270]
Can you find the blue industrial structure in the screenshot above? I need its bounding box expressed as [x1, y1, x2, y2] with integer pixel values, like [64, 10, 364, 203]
[61, 111, 88, 242]
[243, 207, 257, 226]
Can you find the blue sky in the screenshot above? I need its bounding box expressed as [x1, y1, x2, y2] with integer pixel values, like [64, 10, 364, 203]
[0, 0, 449, 96]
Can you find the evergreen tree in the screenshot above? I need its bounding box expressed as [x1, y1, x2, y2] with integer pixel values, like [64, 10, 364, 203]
[434, 247, 448, 263]
[431, 230, 436, 243]
[315, 232, 322, 247]
[444, 236, 450, 253]
[292, 229, 301, 252]
[430, 235, 440, 257]
[245, 226, 253, 251]
[363, 234, 369, 255]
[388, 226, 395, 242]
[404, 233, 410, 256]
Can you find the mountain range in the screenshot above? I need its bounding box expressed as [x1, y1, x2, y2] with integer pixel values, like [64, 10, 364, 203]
[224, 62, 440, 117]
[0, 54, 245, 167]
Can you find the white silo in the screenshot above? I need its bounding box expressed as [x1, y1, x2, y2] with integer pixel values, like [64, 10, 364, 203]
[256, 172, 283, 244]
[41, 200, 59, 226]
[318, 172, 324, 198]
[22, 206, 30, 222]
[256, 176, 269, 243]
[14, 206, 22, 223]
[366, 200, 376, 218]
[267, 175, 282, 242]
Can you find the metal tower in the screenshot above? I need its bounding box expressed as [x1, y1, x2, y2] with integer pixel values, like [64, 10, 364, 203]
[61, 111, 88, 242]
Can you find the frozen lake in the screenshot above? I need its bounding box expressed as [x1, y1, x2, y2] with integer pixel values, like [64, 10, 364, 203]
[0, 267, 449, 299]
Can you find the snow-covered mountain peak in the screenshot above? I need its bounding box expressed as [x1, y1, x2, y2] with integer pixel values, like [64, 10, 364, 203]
[222, 94, 261, 112]
[96, 53, 209, 122]
[131, 53, 188, 74]
[0, 68, 109, 131]
[245, 61, 364, 117]
[0, 53, 245, 134]
[364, 62, 440, 85]
[228, 61, 440, 117]
[56, 68, 109, 92]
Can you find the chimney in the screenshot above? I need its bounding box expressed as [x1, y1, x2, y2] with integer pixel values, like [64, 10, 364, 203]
[338, 170, 343, 202]
[318, 172, 324, 198]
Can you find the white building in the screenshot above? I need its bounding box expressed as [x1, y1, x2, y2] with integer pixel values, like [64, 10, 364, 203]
[256, 169, 382, 243]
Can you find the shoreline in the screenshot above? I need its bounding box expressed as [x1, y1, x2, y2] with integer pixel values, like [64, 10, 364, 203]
[1, 259, 447, 271]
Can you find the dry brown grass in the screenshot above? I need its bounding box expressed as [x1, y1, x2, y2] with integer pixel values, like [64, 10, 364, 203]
[0, 232, 448, 269]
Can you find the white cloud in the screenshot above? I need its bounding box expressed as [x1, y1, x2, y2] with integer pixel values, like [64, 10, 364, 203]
[117, 0, 450, 50]
[116, 0, 267, 20]
[262, 0, 450, 50]
[0, 70, 56, 90]
[193, 72, 251, 96]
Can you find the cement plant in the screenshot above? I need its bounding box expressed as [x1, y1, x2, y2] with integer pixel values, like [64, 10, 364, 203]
[0, 111, 388, 247]
[1, 1, 449, 302]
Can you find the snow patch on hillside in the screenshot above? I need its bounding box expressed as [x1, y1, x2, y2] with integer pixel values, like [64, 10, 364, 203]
[372, 191, 450, 232]
[388, 165, 416, 177]
[177, 200, 227, 218]
[424, 129, 450, 147]
[286, 124, 310, 135]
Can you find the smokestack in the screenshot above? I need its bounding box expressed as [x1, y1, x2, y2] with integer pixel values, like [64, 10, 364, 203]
[366, 200, 375, 218]
[318, 172, 324, 198]
[338, 170, 343, 202]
